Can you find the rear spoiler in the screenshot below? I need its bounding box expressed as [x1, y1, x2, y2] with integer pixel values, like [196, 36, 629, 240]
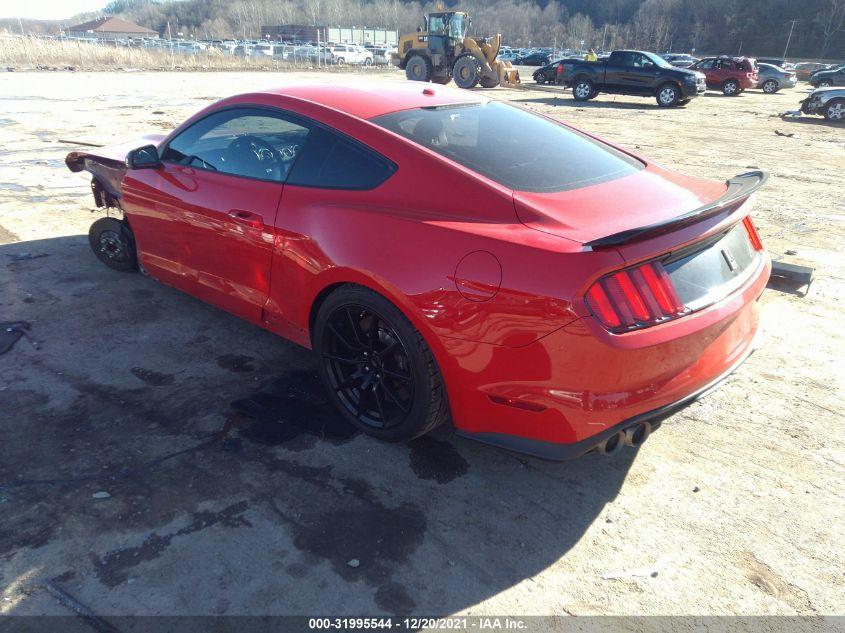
[585, 171, 768, 249]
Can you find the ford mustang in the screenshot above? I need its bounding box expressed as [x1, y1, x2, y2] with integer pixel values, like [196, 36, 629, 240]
[66, 82, 771, 459]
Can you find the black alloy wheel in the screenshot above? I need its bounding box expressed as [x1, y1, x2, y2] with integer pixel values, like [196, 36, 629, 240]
[314, 286, 449, 441]
[321, 304, 414, 431]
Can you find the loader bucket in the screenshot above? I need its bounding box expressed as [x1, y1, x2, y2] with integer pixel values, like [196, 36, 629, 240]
[497, 60, 521, 87]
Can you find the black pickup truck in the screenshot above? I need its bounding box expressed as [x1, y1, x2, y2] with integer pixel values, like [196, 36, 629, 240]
[557, 50, 707, 107]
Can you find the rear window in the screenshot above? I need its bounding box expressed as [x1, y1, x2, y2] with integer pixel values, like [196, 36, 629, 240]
[287, 126, 396, 190]
[371, 102, 642, 193]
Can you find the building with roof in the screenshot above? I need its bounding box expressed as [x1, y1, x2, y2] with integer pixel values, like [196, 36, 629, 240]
[261, 24, 396, 46]
[66, 17, 158, 40]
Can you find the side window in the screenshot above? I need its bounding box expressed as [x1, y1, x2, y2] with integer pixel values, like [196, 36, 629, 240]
[287, 126, 396, 190]
[161, 108, 310, 182]
[696, 59, 714, 69]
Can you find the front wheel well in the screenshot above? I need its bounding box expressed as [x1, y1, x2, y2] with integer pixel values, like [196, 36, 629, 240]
[656, 80, 681, 93]
[400, 50, 425, 70]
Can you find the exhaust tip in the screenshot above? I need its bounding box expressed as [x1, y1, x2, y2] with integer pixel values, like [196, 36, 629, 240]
[624, 422, 651, 448]
[597, 430, 625, 456]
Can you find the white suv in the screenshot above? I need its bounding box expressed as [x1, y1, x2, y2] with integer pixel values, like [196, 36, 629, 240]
[330, 45, 373, 65]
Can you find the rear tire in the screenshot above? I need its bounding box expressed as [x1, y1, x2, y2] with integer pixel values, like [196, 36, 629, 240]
[762, 79, 779, 93]
[572, 77, 594, 101]
[823, 99, 845, 122]
[314, 286, 450, 442]
[405, 55, 431, 82]
[656, 83, 680, 107]
[88, 217, 137, 273]
[722, 79, 740, 96]
[452, 54, 482, 89]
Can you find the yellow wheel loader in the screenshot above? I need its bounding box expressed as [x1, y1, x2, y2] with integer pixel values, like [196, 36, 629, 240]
[392, 11, 520, 89]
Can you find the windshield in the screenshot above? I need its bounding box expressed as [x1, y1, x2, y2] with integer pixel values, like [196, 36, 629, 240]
[645, 52, 674, 69]
[372, 102, 643, 193]
[449, 14, 467, 39]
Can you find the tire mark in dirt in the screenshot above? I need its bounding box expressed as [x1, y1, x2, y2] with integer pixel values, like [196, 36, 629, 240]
[741, 551, 816, 612]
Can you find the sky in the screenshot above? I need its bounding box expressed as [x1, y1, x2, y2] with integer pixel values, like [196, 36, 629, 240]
[0, 0, 108, 20]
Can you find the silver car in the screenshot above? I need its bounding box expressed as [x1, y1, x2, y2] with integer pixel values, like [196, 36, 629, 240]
[800, 87, 845, 122]
[756, 63, 797, 93]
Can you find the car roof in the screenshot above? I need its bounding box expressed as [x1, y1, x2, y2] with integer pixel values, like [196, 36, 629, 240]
[255, 82, 487, 119]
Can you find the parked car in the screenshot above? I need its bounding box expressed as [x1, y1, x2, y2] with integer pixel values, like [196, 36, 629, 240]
[689, 56, 758, 95]
[557, 49, 707, 106]
[65, 82, 770, 460]
[661, 53, 700, 68]
[372, 48, 395, 65]
[755, 57, 789, 68]
[809, 65, 845, 87]
[755, 63, 797, 93]
[329, 45, 373, 65]
[800, 87, 845, 121]
[793, 62, 831, 81]
[532, 59, 569, 83]
[515, 52, 551, 66]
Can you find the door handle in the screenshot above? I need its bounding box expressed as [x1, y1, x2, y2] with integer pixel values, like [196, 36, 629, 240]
[228, 209, 264, 229]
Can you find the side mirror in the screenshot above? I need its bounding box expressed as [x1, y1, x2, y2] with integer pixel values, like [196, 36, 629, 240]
[126, 144, 160, 169]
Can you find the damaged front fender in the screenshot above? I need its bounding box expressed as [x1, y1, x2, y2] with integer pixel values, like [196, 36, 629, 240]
[65, 134, 166, 207]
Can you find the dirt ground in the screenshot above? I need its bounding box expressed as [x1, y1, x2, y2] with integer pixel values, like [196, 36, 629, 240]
[0, 70, 843, 621]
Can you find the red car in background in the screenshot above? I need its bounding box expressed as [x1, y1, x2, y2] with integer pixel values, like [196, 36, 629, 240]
[691, 56, 759, 95]
[66, 82, 770, 460]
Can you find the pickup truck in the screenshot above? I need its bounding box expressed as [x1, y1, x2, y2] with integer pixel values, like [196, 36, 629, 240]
[556, 50, 706, 107]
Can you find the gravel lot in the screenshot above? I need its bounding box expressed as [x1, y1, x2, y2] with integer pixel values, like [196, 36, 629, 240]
[0, 70, 843, 620]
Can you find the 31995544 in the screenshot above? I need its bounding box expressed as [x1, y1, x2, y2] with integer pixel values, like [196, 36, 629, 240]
[308, 617, 528, 629]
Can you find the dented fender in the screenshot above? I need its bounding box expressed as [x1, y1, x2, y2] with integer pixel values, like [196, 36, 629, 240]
[65, 134, 166, 205]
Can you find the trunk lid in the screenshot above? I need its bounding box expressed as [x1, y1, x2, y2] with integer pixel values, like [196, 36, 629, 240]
[513, 164, 730, 249]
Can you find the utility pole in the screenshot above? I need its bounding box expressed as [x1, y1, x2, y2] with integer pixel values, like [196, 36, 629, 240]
[783, 20, 797, 60]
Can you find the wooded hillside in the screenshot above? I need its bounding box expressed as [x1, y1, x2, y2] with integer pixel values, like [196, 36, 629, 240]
[5, 0, 845, 59]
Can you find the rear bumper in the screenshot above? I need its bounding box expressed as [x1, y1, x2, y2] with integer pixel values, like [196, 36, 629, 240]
[443, 253, 771, 457]
[457, 332, 760, 460]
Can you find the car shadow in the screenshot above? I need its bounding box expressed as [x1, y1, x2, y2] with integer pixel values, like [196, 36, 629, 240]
[1, 234, 638, 615]
[513, 96, 672, 110]
[777, 115, 843, 128]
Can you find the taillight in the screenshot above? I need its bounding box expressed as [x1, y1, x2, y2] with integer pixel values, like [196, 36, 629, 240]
[743, 215, 763, 251]
[586, 260, 685, 332]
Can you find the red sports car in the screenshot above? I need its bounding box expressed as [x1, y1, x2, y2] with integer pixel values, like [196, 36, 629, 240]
[66, 82, 770, 459]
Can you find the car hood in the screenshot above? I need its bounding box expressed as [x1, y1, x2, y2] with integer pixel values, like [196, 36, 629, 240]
[670, 66, 703, 79]
[808, 87, 845, 99]
[513, 164, 727, 246]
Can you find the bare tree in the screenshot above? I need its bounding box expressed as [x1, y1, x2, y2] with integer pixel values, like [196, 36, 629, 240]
[818, 0, 845, 57]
